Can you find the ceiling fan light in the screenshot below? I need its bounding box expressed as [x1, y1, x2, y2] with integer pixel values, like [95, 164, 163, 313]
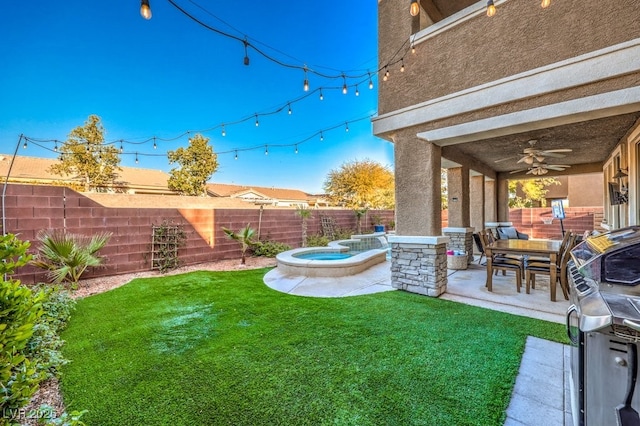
[524, 156, 534, 165]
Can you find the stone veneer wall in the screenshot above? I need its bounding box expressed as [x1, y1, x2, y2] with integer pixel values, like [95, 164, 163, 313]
[443, 227, 474, 265]
[388, 236, 449, 297]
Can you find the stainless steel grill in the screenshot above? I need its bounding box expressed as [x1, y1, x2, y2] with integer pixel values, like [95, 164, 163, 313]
[567, 226, 640, 426]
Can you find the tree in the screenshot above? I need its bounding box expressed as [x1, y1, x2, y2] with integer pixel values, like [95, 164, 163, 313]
[222, 224, 256, 265]
[48, 115, 121, 192]
[167, 134, 219, 196]
[509, 178, 561, 207]
[295, 206, 313, 247]
[323, 159, 394, 209]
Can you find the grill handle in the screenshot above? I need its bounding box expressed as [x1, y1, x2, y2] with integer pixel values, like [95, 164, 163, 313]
[624, 319, 640, 332]
[566, 305, 579, 345]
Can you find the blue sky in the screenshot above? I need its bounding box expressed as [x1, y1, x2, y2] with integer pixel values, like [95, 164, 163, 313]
[0, 1, 395, 193]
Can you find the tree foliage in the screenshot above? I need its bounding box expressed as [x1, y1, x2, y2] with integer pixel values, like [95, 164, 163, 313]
[509, 178, 561, 207]
[323, 159, 394, 209]
[48, 115, 121, 192]
[167, 134, 219, 196]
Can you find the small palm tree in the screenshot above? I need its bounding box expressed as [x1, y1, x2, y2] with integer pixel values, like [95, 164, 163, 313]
[295, 206, 313, 247]
[31, 229, 112, 287]
[222, 224, 256, 265]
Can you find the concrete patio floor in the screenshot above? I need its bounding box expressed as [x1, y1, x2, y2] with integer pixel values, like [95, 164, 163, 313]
[263, 259, 573, 425]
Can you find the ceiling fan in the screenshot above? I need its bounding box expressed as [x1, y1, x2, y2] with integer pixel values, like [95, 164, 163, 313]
[495, 140, 572, 165]
[510, 162, 571, 176]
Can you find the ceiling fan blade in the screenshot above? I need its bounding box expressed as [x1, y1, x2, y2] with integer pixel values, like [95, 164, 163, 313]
[510, 169, 528, 174]
[542, 152, 566, 158]
[541, 148, 572, 153]
[545, 165, 571, 170]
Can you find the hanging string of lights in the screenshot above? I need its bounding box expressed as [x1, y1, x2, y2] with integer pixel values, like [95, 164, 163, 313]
[142, 0, 408, 90]
[19, 114, 374, 164]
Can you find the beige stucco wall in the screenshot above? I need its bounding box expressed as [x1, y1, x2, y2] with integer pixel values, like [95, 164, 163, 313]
[378, 0, 640, 121]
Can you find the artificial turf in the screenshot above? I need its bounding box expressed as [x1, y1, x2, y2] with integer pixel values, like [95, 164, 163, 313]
[60, 268, 567, 425]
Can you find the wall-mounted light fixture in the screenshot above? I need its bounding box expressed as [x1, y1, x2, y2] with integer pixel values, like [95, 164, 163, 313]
[410, 0, 420, 17]
[140, 0, 152, 20]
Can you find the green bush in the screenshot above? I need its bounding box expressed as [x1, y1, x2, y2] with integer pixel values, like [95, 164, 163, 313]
[26, 285, 76, 380]
[305, 234, 329, 247]
[334, 228, 356, 240]
[252, 240, 292, 257]
[0, 234, 45, 422]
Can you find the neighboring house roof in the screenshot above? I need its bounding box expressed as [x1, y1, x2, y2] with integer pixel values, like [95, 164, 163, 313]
[206, 183, 314, 204]
[0, 154, 173, 194]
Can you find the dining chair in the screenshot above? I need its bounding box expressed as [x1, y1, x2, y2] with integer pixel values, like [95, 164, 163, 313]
[479, 230, 524, 293]
[524, 232, 577, 299]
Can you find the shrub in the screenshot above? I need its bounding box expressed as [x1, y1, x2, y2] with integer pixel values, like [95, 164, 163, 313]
[305, 234, 329, 247]
[25, 285, 76, 380]
[31, 230, 112, 288]
[252, 240, 291, 257]
[334, 228, 355, 240]
[0, 234, 45, 420]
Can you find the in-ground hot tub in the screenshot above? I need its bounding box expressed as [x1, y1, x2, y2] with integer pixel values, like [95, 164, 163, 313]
[275, 233, 388, 278]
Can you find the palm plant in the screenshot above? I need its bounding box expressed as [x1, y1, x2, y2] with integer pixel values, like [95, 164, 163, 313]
[222, 224, 256, 265]
[295, 206, 313, 247]
[31, 229, 112, 287]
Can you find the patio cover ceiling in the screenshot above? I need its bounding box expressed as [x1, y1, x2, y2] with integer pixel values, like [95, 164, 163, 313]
[445, 112, 640, 177]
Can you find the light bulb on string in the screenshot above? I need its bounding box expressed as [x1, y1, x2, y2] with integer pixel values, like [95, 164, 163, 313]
[355, 85, 360, 96]
[119, 141, 123, 153]
[54, 142, 58, 152]
[383, 67, 389, 82]
[400, 58, 405, 72]
[303, 67, 309, 92]
[541, 0, 551, 8]
[486, 0, 496, 17]
[135, 152, 139, 164]
[243, 39, 250, 66]
[368, 72, 374, 89]
[153, 138, 157, 149]
[288, 103, 292, 115]
[341, 74, 348, 95]
[295, 145, 298, 154]
[140, 0, 152, 20]
[255, 114, 259, 127]
[411, 43, 416, 55]
[264, 145, 268, 155]
[320, 131, 324, 141]
[23, 140, 27, 149]
[345, 122, 349, 132]
[319, 89, 324, 101]
[234, 150, 238, 160]
[410, 0, 420, 17]
[221, 124, 226, 137]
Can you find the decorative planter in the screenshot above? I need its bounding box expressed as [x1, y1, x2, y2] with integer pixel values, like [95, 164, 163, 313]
[374, 225, 385, 233]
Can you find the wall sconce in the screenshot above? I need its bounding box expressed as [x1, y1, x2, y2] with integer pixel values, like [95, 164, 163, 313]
[614, 167, 629, 195]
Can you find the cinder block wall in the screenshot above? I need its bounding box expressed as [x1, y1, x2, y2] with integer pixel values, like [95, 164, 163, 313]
[1, 185, 395, 284]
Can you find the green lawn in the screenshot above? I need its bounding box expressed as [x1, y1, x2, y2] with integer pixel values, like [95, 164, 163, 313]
[60, 269, 567, 425]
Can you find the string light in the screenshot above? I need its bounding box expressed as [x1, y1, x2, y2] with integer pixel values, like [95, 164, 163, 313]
[383, 67, 389, 82]
[135, 152, 139, 164]
[320, 131, 324, 141]
[234, 150, 238, 160]
[288, 103, 292, 115]
[119, 141, 123, 153]
[486, 0, 496, 17]
[303, 67, 309, 92]
[140, 0, 152, 20]
[342, 74, 348, 95]
[345, 122, 349, 132]
[243, 39, 250, 66]
[54, 142, 58, 152]
[355, 85, 360, 96]
[411, 43, 416, 55]
[264, 145, 268, 155]
[368, 72, 374, 89]
[255, 114, 259, 127]
[23, 141, 27, 149]
[294, 144, 298, 154]
[153, 137, 157, 149]
[410, 0, 420, 17]
[221, 124, 226, 136]
[319, 89, 324, 101]
[400, 58, 405, 72]
[541, 0, 551, 7]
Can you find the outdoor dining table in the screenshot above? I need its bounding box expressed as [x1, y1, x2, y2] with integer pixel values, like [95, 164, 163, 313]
[485, 238, 563, 301]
